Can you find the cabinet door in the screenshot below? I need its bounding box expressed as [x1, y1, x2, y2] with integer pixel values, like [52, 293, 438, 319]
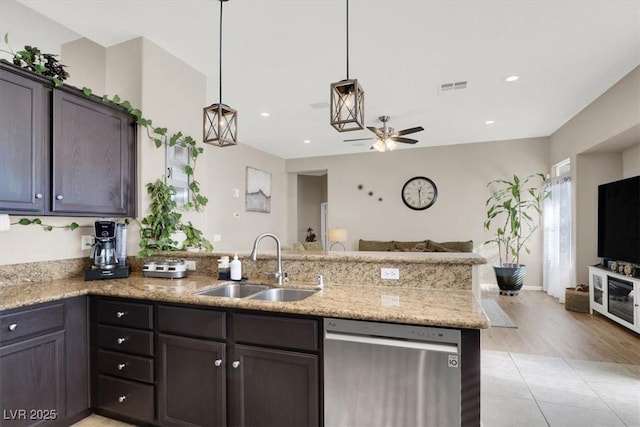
[0, 67, 48, 214]
[52, 90, 135, 217]
[0, 331, 65, 426]
[158, 334, 226, 426]
[229, 345, 319, 427]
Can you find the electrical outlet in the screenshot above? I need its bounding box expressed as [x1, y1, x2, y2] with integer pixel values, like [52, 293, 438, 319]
[184, 260, 196, 271]
[381, 268, 400, 280]
[81, 235, 94, 250]
[213, 234, 222, 242]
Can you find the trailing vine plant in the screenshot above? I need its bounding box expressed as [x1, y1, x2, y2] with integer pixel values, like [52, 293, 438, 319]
[2, 34, 212, 256]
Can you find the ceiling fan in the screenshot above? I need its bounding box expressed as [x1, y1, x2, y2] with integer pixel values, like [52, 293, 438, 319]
[344, 116, 424, 152]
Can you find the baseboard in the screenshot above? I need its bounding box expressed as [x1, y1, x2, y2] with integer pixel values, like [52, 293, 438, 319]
[481, 283, 543, 292]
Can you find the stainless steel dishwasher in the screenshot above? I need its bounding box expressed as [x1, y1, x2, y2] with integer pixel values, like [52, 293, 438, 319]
[324, 318, 461, 427]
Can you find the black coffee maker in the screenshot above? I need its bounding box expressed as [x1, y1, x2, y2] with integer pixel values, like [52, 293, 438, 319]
[84, 220, 130, 281]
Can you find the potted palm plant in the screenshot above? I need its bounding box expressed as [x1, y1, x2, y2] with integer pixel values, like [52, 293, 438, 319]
[484, 173, 549, 295]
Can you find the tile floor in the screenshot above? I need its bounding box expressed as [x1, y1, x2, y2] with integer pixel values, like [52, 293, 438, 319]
[482, 350, 640, 427]
[73, 350, 640, 427]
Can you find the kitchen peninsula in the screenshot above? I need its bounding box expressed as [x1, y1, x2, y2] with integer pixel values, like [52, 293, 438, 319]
[1, 251, 488, 427]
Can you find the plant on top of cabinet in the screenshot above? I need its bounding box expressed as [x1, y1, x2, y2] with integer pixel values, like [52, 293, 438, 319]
[1, 33, 69, 86]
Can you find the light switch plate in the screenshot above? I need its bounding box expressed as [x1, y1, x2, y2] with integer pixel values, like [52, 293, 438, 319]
[381, 268, 400, 280]
[184, 260, 196, 271]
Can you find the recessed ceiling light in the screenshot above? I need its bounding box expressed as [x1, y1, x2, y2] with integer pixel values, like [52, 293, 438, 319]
[485, 120, 495, 125]
[504, 75, 519, 82]
[303, 140, 311, 144]
[260, 112, 270, 117]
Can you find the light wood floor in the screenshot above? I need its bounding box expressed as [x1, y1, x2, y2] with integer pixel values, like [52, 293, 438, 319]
[481, 289, 640, 365]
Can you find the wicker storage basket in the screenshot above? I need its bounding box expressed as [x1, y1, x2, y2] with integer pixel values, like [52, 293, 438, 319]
[565, 287, 590, 313]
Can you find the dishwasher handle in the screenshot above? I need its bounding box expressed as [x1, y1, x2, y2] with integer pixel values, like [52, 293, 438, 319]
[325, 331, 458, 354]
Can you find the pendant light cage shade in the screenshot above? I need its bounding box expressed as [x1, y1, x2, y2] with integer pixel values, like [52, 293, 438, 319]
[330, 79, 365, 132]
[203, 103, 238, 147]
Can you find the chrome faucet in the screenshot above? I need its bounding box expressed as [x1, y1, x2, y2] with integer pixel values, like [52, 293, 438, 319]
[250, 233, 284, 285]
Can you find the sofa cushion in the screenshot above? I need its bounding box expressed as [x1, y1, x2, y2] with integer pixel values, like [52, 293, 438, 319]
[427, 240, 473, 253]
[394, 241, 428, 252]
[302, 241, 324, 251]
[358, 239, 395, 251]
[291, 242, 306, 251]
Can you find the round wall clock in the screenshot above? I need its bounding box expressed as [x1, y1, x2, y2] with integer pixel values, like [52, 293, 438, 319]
[401, 176, 438, 210]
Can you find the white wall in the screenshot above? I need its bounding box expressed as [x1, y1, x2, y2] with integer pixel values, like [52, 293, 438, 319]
[550, 67, 640, 284]
[623, 144, 640, 178]
[287, 137, 550, 287]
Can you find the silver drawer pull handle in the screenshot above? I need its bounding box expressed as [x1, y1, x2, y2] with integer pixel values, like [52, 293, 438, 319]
[118, 395, 127, 403]
[214, 359, 222, 367]
[117, 363, 127, 370]
[56, 194, 63, 200]
[232, 361, 240, 369]
[35, 193, 43, 199]
[117, 337, 128, 345]
[8, 323, 17, 331]
[116, 311, 127, 318]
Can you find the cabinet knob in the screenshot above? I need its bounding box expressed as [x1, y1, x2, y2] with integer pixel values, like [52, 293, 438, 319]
[214, 359, 223, 367]
[232, 361, 240, 369]
[8, 323, 17, 331]
[118, 395, 127, 403]
[55, 194, 63, 200]
[116, 337, 128, 345]
[116, 311, 127, 318]
[117, 363, 127, 371]
[34, 193, 43, 199]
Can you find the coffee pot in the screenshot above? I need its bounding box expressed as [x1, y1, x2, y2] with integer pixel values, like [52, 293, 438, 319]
[92, 220, 117, 269]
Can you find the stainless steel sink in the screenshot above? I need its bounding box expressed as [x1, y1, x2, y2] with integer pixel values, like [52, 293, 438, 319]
[196, 283, 270, 298]
[248, 288, 318, 302]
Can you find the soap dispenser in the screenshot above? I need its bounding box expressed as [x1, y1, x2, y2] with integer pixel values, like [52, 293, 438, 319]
[230, 253, 242, 281]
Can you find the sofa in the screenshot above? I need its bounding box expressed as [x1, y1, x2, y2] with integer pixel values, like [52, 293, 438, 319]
[358, 239, 473, 253]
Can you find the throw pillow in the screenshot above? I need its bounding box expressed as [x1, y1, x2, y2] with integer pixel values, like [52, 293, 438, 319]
[302, 241, 324, 251]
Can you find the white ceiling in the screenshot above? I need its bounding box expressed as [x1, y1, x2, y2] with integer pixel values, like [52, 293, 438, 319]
[16, 0, 640, 159]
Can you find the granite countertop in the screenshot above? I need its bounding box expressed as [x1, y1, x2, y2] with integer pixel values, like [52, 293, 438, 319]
[0, 274, 489, 329]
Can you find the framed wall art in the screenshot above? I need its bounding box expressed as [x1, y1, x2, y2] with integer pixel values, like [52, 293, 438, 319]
[245, 167, 271, 213]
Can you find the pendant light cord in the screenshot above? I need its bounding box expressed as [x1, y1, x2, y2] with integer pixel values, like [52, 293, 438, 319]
[346, 0, 350, 79]
[219, 0, 224, 104]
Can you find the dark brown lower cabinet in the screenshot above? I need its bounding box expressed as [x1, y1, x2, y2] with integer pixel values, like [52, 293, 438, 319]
[229, 345, 319, 427]
[158, 334, 227, 426]
[0, 297, 89, 427]
[0, 331, 65, 427]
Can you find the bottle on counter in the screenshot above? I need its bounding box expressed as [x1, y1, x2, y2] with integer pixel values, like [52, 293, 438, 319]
[230, 253, 242, 281]
[218, 256, 230, 280]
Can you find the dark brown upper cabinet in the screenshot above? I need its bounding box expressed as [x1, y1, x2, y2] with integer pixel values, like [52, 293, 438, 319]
[0, 62, 137, 217]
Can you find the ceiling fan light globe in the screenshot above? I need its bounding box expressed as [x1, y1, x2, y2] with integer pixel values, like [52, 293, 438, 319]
[386, 139, 397, 151]
[373, 140, 386, 152]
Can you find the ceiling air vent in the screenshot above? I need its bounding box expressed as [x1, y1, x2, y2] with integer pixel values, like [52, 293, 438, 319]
[439, 81, 468, 93]
[310, 101, 330, 109]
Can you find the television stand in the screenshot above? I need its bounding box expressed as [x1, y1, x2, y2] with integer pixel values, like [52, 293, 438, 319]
[588, 265, 639, 334]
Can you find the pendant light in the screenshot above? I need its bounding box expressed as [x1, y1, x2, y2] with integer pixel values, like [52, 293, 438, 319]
[203, 0, 237, 147]
[330, 0, 365, 132]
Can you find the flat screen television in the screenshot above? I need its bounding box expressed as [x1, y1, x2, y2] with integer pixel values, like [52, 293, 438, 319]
[597, 175, 640, 265]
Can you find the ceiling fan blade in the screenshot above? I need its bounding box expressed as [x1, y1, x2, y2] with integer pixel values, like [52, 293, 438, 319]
[395, 126, 424, 136]
[391, 137, 418, 144]
[344, 137, 375, 142]
[367, 126, 384, 137]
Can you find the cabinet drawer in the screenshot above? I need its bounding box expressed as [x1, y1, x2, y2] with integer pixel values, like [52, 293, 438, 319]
[158, 305, 226, 340]
[0, 302, 64, 344]
[233, 313, 318, 352]
[97, 325, 153, 356]
[97, 375, 154, 422]
[97, 299, 153, 330]
[98, 349, 154, 383]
